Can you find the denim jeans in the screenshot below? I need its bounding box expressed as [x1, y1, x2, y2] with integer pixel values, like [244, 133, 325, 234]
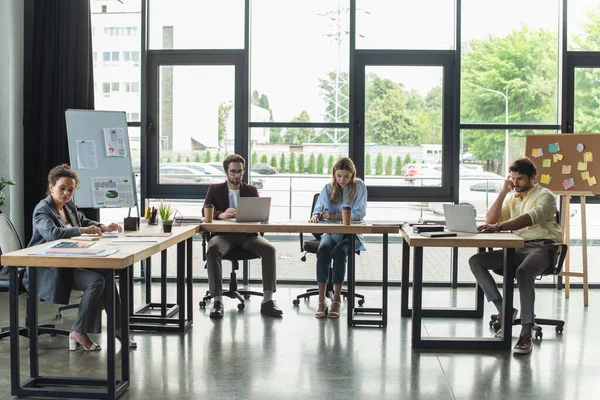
[316, 234, 359, 284]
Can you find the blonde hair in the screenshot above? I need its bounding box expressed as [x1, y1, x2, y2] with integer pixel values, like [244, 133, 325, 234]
[329, 157, 360, 204]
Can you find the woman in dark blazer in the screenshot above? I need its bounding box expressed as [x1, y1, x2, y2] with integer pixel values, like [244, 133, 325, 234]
[28, 164, 135, 351]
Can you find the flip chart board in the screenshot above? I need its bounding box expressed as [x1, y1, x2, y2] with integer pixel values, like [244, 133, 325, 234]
[65, 109, 138, 208]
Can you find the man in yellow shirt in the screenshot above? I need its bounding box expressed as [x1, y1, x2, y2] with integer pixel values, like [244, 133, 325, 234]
[469, 157, 562, 354]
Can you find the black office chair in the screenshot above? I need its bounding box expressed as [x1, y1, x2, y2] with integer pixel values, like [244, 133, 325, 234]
[0, 213, 69, 340]
[55, 300, 81, 319]
[198, 232, 263, 311]
[489, 212, 567, 339]
[292, 193, 365, 307]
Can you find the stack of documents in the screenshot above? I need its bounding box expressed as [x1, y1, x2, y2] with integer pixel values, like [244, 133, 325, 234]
[32, 241, 119, 257]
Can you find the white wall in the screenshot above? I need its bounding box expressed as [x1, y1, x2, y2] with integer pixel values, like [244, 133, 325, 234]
[0, 0, 24, 237]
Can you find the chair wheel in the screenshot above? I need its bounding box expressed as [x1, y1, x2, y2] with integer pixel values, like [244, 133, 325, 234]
[237, 303, 245, 311]
[199, 301, 206, 308]
[301, 255, 306, 262]
[292, 299, 300, 307]
[492, 321, 500, 332]
[205, 290, 210, 296]
[243, 294, 250, 300]
[358, 299, 365, 306]
[535, 331, 543, 340]
[55, 312, 62, 319]
[556, 326, 563, 334]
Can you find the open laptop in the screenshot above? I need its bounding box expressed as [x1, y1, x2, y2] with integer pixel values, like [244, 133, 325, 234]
[234, 197, 271, 222]
[443, 204, 479, 233]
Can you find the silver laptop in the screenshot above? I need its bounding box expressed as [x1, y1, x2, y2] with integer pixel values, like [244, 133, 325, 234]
[235, 197, 271, 222]
[443, 204, 479, 233]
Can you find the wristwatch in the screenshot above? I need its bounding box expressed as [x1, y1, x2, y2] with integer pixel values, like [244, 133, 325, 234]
[496, 222, 503, 232]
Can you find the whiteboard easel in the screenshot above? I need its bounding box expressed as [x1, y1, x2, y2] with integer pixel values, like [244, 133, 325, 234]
[555, 191, 590, 306]
[65, 109, 138, 211]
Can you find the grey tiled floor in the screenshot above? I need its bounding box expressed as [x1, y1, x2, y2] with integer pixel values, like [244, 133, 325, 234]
[0, 284, 598, 400]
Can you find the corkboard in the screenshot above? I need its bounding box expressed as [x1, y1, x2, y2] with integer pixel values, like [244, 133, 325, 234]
[524, 134, 599, 194]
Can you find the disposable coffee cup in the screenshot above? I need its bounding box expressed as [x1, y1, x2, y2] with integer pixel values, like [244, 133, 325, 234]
[204, 204, 214, 223]
[342, 206, 352, 225]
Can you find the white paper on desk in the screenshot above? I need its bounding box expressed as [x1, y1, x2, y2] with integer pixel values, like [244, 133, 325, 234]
[101, 232, 120, 238]
[70, 235, 101, 241]
[30, 248, 119, 257]
[112, 237, 160, 243]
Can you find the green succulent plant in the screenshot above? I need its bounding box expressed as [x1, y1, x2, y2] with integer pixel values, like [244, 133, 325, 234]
[158, 202, 175, 223]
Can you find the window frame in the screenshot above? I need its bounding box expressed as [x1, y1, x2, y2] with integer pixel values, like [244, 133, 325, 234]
[145, 50, 246, 199]
[353, 50, 458, 202]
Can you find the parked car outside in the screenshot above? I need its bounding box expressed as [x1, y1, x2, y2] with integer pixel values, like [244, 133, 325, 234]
[159, 164, 220, 185]
[251, 163, 277, 175]
[162, 162, 265, 189]
[401, 163, 421, 182]
[207, 162, 265, 189]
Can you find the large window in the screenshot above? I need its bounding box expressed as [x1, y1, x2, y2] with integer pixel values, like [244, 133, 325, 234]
[356, 0, 455, 50]
[90, 1, 600, 284]
[568, 0, 600, 51]
[91, 0, 141, 123]
[461, 0, 560, 125]
[148, 0, 244, 50]
[363, 65, 444, 188]
[250, 0, 350, 124]
[155, 65, 236, 186]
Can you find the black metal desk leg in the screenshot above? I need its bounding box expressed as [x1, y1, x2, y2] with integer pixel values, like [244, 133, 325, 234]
[119, 268, 131, 383]
[501, 248, 516, 346]
[128, 265, 134, 318]
[401, 238, 411, 317]
[347, 233, 356, 326]
[451, 247, 459, 289]
[186, 237, 194, 324]
[145, 257, 152, 304]
[105, 270, 116, 399]
[411, 247, 424, 347]
[28, 267, 39, 378]
[161, 250, 167, 317]
[177, 241, 185, 330]
[475, 247, 486, 318]
[382, 233, 388, 327]
[9, 267, 20, 395]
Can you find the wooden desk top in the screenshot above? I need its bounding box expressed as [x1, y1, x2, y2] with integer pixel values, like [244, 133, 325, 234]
[400, 225, 524, 248]
[198, 220, 400, 235]
[0, 225, 198, 269]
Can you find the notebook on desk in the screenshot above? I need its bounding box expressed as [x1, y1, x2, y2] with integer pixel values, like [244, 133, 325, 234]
[174, 216, 204, 224]
[235, 197, 271, 222]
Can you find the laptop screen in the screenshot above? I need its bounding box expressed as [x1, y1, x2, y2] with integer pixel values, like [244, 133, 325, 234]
[235, 197, 271, 222]
[443, 204, 478, 233]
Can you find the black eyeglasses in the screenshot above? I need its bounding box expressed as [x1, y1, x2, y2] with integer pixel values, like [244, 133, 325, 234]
[228, 169, 244, 176]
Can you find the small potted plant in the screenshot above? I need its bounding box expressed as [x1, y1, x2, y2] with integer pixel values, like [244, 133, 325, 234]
[158, 202, 175, 233]
[0, 177, 16, 213]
